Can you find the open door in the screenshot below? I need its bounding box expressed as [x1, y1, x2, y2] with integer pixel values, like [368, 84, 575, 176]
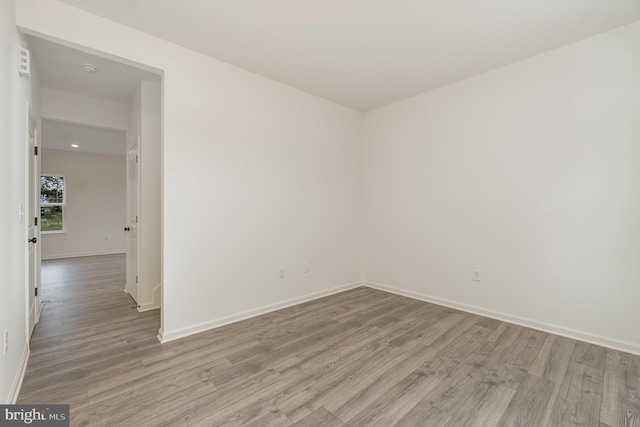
[26, 107, 41, 336]
[125, 136, 140, 304]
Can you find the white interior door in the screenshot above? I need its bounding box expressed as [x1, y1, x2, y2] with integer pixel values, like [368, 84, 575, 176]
[125, 136, 140, 303]
[27, 108, 40, 336]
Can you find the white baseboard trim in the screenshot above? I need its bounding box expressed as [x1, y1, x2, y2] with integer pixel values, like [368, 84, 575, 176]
[7, 343, 30, 404]
[157, 328, 164, 343]
[138, 283, 162, 312]
[138, 302, 160, 312]
[41, 249, 125, 261]
[160, 281, 363, 343]
[35, 301, 44, 325]
[151, 283, 161, 309]
[364, 281, 640, 356]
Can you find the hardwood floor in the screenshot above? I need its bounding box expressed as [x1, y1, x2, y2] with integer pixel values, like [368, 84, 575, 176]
[18, 255, 640, 426]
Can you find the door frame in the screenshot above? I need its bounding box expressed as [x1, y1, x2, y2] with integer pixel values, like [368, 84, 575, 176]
[19, 30, 164, 341]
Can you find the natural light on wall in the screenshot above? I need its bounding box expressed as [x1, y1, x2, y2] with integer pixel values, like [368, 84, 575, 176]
[40, 174, 65, 233]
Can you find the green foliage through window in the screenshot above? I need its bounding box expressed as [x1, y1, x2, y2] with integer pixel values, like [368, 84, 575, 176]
[40, 175, 64, 204]
[40, 175, 64, 232]
[41, 206, 63, 232]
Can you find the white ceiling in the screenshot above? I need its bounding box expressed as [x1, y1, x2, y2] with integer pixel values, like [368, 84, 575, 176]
[56, 0, 640, 111]
[28, 35, 157, 104]
[42, 119, 126, 157]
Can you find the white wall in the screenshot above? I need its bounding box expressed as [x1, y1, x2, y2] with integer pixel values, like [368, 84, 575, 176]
[17, 0, 364, 341]
[40, 149, 126, 260]
[1, 0, 40, 403]
[40, 87, 128, 130]
[363, 21, 640, 353]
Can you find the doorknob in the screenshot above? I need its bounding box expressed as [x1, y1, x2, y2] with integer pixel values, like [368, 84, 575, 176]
[124, 227, 130, 232]
[28, 237, 37, 244]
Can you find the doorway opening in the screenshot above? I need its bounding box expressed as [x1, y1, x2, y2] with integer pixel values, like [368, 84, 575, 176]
[24, 34, 163, 339]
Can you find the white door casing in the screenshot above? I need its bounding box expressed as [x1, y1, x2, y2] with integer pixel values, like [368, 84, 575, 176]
[125, 136, 140, 304]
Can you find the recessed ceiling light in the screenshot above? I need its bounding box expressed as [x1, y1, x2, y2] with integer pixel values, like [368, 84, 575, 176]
[81, 63, 98, 73]
[70, 144, 79, 148]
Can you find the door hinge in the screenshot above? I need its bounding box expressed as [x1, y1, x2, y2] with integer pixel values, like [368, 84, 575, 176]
[35, 288, 38, 297]
[34, 217, 38, 226]
[136, 154, 138, 163]
[136, 215, 138, 223]
[34, 146, 38, 155]
[135, 275, 138, 284]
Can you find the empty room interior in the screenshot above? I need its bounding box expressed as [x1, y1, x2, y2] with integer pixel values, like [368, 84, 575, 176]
[2, 0, 640, 426]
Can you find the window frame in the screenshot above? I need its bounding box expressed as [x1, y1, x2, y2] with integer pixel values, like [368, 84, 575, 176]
[40, 174, 66, 234]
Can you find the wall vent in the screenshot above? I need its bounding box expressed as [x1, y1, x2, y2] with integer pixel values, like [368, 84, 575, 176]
[19, 47, 30, 77]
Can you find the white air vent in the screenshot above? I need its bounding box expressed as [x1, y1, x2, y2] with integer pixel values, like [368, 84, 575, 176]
[19, 47, 30, 77]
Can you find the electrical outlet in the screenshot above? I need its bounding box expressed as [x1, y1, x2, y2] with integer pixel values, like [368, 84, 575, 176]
[3, 330, 8, 355]
[279, 267, 285, 279]
[472, 270, 480, 282]
[303, 262, 311, 273]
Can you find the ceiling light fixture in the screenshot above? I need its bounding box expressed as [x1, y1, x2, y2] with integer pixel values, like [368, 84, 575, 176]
[81, 63, 98, 73]
[71, 144, 79, 148]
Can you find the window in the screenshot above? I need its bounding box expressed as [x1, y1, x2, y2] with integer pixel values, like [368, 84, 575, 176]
[40, 175, 65, 233]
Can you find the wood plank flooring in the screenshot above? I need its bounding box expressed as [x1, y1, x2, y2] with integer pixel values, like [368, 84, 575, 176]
[18, 255, 640, 426]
